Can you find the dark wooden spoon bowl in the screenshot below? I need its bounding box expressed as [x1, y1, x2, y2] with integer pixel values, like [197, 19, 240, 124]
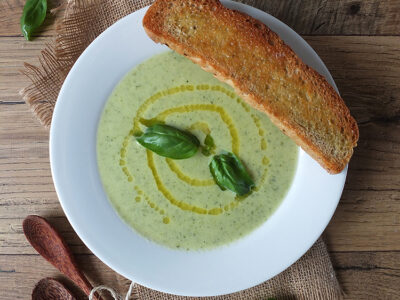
[23, 215, 101, 300]
[32, 278, 77, 300]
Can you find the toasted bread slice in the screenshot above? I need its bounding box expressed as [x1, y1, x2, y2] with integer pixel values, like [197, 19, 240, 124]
[143, 0, 359, 174]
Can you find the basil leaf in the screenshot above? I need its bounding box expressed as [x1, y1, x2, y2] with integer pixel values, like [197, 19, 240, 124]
[136, 124, 200, 159]
[209, 152, 255, 196]
[20, 0, 47, 41]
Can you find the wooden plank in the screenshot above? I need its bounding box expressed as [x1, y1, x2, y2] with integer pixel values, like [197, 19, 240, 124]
[0, 104, 60, 219]
[331, 251, 400, 299]
[1, 0, 400, 36]
[236, 0, 400, 35]
[0, 37, 54, 103]
[0, 251, 398, 299]
[321, 121, 400, 251]
[0, 218, 91, 255]
[304, 36, 400, 124]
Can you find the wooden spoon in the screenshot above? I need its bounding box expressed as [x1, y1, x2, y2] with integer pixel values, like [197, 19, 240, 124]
[32, 278, 77, 300]
[23, 215, 101, 300]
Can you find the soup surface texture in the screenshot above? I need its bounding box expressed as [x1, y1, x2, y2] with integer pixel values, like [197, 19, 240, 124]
[97, 51, 298, 250]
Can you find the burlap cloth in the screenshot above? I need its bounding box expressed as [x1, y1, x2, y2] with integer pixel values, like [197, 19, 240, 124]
[20, 0, 343, 299]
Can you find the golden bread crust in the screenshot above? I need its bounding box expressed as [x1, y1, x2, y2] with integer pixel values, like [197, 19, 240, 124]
[143, 0, 359, 174]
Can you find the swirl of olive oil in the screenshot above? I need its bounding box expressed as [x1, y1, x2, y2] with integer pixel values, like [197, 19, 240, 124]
[166, 121, 214, 186]
[119, 84, 270, 221]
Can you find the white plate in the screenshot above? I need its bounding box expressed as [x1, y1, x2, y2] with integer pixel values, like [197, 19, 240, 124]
[50, 1, 346, 297]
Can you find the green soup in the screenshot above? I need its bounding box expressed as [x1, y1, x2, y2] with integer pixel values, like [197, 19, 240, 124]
[97, 51, 298, 250]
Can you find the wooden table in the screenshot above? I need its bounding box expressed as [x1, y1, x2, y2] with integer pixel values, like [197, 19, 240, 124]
[1, 0, 399, 299]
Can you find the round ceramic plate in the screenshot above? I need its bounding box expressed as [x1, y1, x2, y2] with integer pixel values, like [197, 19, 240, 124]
[50, 1, 346, 297]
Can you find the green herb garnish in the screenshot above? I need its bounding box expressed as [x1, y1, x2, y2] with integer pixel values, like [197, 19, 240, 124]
[209, 152, 255, 196]
[136, 124, 200, 159]
[20, 0, 47, 41]
[201, 134, 216, 156]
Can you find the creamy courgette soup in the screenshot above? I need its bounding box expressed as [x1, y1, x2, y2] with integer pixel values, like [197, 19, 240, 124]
[97, 51, 298, 250]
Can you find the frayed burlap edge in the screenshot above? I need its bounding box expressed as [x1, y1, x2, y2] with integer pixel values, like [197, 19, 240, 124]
[20, 46, 70, 128]
[19, 0, 344, 299]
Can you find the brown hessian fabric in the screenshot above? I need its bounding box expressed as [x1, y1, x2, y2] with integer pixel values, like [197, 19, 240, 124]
[20, 1, 343, 299]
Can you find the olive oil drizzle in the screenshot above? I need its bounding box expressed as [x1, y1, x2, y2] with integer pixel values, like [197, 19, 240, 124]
[156, 103, 240, 154]
[147, 150, 223, 215]
[165, 158, 215, 186]
[166, 120, 215, 186]
[133, 85, 195, 134]
[187, 122, 211, 134]
[134, 185, 167, 217]
[119, 84, 270, 219]
[254, 156, 270, 192]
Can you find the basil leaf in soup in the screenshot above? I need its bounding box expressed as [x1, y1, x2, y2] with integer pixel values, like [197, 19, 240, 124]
[136, 124, 200, 159]
[209, 152, 255, 196]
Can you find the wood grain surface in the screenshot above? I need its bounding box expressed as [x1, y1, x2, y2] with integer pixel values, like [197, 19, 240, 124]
[236, 0, 400, 35]
[0, 0, 399, 299]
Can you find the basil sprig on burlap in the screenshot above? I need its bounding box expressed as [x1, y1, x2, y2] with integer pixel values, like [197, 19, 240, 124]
[136, 124, 200, 159]
[209, 152, 255, 196]
[20, 0, 47, 41]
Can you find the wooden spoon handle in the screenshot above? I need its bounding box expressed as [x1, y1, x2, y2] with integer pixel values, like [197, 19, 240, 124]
[23, 215, 100, 299]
